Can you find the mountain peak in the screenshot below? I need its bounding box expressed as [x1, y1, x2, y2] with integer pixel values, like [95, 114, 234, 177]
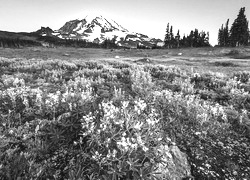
[36, 26, 54, 36]
[84, 15, 128, 32]
[51, 14, 163, 48]
[84, 14, 103, 21]
[57, 15, 128, 39]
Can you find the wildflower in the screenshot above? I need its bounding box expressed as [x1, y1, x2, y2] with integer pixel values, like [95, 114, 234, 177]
[117, 137, 129, 151]
[114, 118, 124, 125]
[92, 151, 102, 160]
[35, 125, 39, 134]
[35, 91, 43, 104]
[100, 123, 107, 130]
[217, 141, 224, 146]
[166, 137, 172, 142]
[102, 101, 120, 120]
[122, 101, 129, 109]
[134, 122, 143, 130]
[134, 99, 147, 114]
[195, 132, 201, 135]
[193, 72, 200, 78]
[131, 143, 138, 149]
[142, 146, 149, 152]
[56, 90, 61, 96]
[23, 134, 28, 140]
[69, 103, 72, 111]
[146, 118, 158, 126]
[136, 136, 143, 145]
[158, 137, 162, 141]
[112, 149, 117, 157]
[107, 150, 111, 158]
[79, 137, 83, 143]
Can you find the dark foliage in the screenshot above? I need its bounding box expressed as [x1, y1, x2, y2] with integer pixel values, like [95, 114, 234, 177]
[218, 7, 250, 47]
[164, 23, 210, 48]
[0, 37, 41, 48]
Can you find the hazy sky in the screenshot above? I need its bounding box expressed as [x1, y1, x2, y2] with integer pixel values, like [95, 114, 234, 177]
[0, 0, 249, 45]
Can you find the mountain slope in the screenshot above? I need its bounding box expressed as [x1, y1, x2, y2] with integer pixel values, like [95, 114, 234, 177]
[51, 15, 163, 48]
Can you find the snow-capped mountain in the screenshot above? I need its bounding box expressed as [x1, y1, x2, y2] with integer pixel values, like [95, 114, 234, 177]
[40, 15, 163, 48]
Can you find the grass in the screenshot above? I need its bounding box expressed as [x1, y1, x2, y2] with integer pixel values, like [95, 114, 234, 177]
[1, 46, 250, 73]
[0, 46, 250, 179]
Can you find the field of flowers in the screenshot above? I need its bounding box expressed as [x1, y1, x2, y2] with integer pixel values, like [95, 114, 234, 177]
[0, 56, 250, 179]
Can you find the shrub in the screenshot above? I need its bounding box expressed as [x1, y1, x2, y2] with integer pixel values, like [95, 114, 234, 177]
[1, 58, 250, 179]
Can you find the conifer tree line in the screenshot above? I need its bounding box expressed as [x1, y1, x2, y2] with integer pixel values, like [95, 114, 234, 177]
[0, 36, 118, 49]
[218, 7, 250, 47]
[0, 37, 40, 48]
[164, 23, 210, 48]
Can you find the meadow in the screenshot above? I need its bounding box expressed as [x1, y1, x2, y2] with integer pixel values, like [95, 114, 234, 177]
[0, 46, 250, 179]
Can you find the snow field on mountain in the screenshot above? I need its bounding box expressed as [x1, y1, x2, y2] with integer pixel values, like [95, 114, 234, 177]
[54, 15, 162, 48]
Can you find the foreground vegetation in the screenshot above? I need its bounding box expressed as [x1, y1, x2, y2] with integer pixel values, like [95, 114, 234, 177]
[0, 55, 250, 179]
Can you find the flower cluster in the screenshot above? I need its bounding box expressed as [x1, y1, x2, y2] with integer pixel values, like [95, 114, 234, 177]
[134, 98, 147, 114]
[1, 57, 250, 179]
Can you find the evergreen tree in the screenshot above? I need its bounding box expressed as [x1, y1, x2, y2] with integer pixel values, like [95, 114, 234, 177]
[218, 24, 224, 46]
[218, 19, 230, 46]
[206, 32, 210, 45]
[180, 34, 187, 47]
[248, 20, 250, 45]
[199, 31, 206, 46]
[193, 29, 199, 47]
[169, 26, 175, 48]
[164, 23, 170, 48]
[230, 7, 249, 46]
[184, 29, 210, 48]
[188, 30, 194, 47]
[224, 19, 230, 46]
[101, 38, 117, 49]
[175, 30, 180, 48]
[163, 25, 210, 48]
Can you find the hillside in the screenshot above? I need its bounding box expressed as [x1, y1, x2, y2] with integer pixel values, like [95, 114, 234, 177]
[39, 15, 163, 48]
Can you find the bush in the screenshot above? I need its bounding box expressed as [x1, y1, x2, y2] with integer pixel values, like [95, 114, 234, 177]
[0, 58, 250, 179]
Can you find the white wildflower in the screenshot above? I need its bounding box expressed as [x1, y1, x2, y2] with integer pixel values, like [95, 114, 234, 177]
[134, 122, 143, 130]
[122, 101, 129, 109]
[142, 146, 149, 152]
